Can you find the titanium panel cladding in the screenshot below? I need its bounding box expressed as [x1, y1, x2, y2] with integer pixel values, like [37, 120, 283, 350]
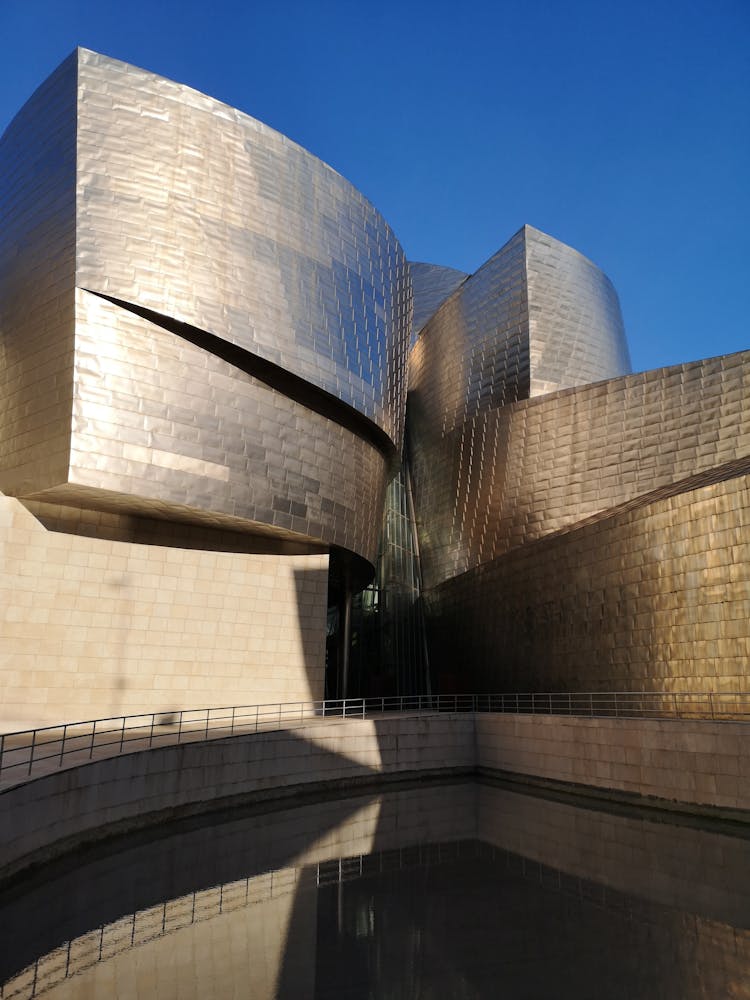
[75, 50, 411, 449]
[426, 474, 750, 695]
[410, 262, 468, 340]
[0, 52, 78, 495]
[408, 228, 529, 439]
[1, 49, 409, 570]
[410, 349, 750, 590]
[525, 226, 631, 395]
[63, 290, 388, 564]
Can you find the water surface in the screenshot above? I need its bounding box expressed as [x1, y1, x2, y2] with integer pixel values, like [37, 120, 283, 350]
[1, 780, 748, 999]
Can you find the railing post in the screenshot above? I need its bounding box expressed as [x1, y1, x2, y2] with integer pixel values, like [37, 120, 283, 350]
[149, 713, 155, 748]
[232, 705, 237, 735]
[589, 693, 593, 717]
[255, 705, 259, 731]
[381, 696, 385, 714]
[0, 732, 4, 776]
[89, 720, 96, 759]
[567, 692, 572, 715]
[119, 716, 126, 753]
[362, 699, 365, 719]
[28, 729, 37, 776]
[708, 692, 715, 720]
[614, 692, 619, 718]
[472, 694, 477, 713]
[178, 711, 183, 741]
[205, 709, 210, 740]
[531, 692, 536, 714]
[548, 693, 552, 715]
[672, 692, 679, 719]
[59, 724, 67, 765]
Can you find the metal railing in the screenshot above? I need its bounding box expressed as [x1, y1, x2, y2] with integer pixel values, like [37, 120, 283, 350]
[1, 691, 748, 786]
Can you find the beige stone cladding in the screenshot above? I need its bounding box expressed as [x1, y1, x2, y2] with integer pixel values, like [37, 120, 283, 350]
[0, 494, 328, 732]
[425, 474, 750, 693]
[476, 714, 750, 813]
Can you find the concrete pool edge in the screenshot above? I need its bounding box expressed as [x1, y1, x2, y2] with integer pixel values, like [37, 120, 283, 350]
[2, 712, 748, 881]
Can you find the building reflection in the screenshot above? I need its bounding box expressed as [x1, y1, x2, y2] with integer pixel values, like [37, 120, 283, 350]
[1, 782, 748, 999]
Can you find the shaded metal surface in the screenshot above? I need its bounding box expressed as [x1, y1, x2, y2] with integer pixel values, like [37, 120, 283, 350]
[0, 52, 77, 495]
[525, 225, 631, 394]
[409, 261, 468, 340]
[425, 472, 750, 694]
[408, 225, 631, 444]
[349, 457, 430, 696]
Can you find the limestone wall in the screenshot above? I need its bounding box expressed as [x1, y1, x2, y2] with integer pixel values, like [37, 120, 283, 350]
[0, 714, 475, 877]
[477, 713, 750, 812]
[0, 494, 328, 731]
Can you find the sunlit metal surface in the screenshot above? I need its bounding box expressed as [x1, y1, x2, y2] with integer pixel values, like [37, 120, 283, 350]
[409, 349, 750, 589]
[408, 225, 631, 444]
[2, 49, 748, 705]
[406, 226, 748, 694]
[75, 49, 411, 448]
[0, 49, 412, 568]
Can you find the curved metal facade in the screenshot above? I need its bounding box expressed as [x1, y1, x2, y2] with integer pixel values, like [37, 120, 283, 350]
[406, 225, 749, 695]
[75, 50, 410, 449]
[2, 49, 748, 703]
[408, 225, 631, 442]
[409, 262, 468, 340]
[0, 49, 412, 570]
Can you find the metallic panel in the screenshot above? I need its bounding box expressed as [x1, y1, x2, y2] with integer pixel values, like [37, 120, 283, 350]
[408, 228, 529, 439]
[409, 261, 468, 339]
[75, 49, 411, 449]
[0, 52, 78, 495]
[408, 226, 631, 443]
[425, 473, 750, 694]
[409, 349, 750, 589]
[0, 50, 410, 571]
[54, 289, 387, 564]
[525, 225, 631, 395]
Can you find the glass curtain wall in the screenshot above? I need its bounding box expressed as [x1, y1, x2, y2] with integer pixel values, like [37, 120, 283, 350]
[348, 454, 430, 697]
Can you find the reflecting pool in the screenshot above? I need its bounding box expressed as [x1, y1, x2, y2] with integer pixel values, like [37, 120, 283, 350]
[1, 780, 749, 998]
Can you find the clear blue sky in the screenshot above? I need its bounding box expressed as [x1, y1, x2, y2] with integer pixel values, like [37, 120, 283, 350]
[1, 0, 747, 374]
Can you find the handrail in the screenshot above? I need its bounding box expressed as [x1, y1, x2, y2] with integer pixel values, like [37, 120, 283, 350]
[1, 691, 748, 786]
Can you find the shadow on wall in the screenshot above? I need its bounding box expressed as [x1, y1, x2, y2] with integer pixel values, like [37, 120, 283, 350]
[294, 565, 331, 703]
[0, 490, 332, 730]
[425, 474, 750, 695]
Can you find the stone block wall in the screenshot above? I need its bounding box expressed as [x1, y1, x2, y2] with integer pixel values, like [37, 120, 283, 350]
[0, 494, 328, 731]
[476, 713, 750, 812]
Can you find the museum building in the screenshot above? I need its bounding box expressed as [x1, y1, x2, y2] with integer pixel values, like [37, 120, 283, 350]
[0, 49, 748, 731]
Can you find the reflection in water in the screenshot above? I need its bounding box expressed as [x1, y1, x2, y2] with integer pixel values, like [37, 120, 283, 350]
[1, 781, 749, 999]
